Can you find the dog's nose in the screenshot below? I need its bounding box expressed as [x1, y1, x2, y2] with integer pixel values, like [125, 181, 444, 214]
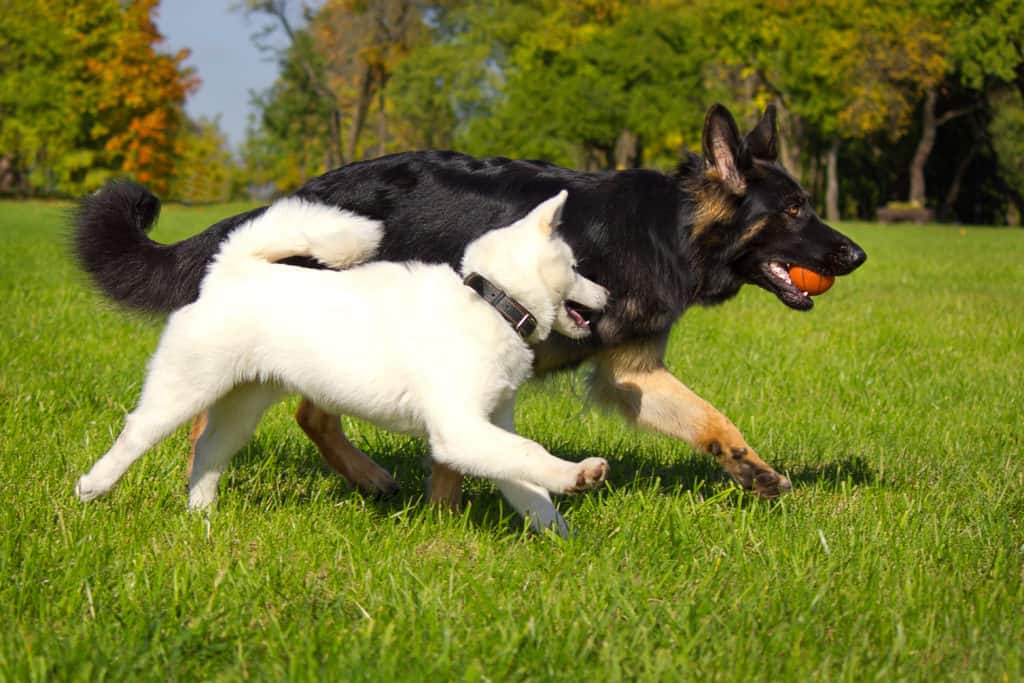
[840, 242, 867, 270]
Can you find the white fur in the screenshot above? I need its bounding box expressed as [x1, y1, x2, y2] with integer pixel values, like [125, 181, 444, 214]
[76, 192, 609, 536]
[213, 197, 384, 273]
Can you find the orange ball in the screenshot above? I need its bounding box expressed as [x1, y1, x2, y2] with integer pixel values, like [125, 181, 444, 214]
[788, 266, 835, 296]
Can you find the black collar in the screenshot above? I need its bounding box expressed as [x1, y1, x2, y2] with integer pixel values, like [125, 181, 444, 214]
[463, 272, 537, 339]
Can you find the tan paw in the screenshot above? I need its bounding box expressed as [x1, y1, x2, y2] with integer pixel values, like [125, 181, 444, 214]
[753, 470, 792, 498]
[357, 468, 400, 498]
[707, 441, 791, 498]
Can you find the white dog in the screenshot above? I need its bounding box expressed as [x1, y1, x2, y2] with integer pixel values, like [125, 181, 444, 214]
[76, 191, 609, 535]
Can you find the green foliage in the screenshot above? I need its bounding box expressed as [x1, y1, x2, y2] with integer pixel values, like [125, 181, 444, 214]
[238, 12, 347, 192]
[710, 0, 946, 139]
[245, 0, 1024, 222]
[990, 91, 1024, 196]
[389, 34, 492, 150]
[0, 0, 194, 197]
[167, 116, 238, 204]
[3, 202, 1023, 679]
[3, 0, 1024, 216]
[946, 0, 1024, 92]
[0, 2, 95, 193]
[461, 2, 707, 168]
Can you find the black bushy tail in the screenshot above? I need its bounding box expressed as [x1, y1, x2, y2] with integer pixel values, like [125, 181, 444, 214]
[72, 180, 267, 313]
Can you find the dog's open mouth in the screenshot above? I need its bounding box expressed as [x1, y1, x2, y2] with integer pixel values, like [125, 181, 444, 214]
[761, 261, 817, 311]
[565, 300, 596, 330]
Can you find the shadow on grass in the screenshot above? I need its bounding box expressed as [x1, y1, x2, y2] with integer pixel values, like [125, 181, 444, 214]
[221, 433, 880, 533]
[784, 455, 877, 490]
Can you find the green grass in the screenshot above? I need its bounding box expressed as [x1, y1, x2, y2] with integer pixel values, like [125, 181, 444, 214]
[1, 200, 1022, 681]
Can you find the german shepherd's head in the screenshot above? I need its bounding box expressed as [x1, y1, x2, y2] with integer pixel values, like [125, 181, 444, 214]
[685, 104, 867, 310]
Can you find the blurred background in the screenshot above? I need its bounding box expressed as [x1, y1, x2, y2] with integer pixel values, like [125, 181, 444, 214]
[1, 0, 1022, 225]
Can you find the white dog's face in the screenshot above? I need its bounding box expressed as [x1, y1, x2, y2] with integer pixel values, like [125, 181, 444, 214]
[462, 191, 608, 341]
[539, 235, 608, 339]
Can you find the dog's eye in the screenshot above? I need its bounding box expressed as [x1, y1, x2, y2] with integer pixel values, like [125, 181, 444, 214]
[784, 204, 801, 218]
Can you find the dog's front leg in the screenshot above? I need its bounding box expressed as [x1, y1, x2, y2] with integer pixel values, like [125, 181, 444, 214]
[491, 395, 570, 536]
[592, 340, 791, 498]
[428, 464, 570, 536]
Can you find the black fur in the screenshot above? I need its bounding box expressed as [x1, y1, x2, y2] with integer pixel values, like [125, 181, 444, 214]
[72, 105, 866, 366]
[73, 179, 269, 312]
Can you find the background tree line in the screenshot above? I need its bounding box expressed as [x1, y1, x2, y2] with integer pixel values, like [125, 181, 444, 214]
[2, 0, 1023, 224]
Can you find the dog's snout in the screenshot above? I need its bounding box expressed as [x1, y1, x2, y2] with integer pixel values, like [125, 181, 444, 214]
[838, 242, 867, 271]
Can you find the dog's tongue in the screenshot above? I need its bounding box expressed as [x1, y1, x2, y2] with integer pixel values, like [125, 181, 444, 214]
[566, 304, 588, 328]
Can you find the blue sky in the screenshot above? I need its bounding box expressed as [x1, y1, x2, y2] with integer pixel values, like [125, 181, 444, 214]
[157, 0, 308, 150]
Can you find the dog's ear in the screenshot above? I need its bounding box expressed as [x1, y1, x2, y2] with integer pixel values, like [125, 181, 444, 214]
[529, 190, 568, 236]
[702, 104, 750, 195]
[746, 104, 778, 162]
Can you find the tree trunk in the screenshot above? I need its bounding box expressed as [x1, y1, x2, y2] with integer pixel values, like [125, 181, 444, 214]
[775, 99, 804, 184]
[614, 129, 639, 169]
[909, 89, 938, 207]
[577, 146, 608, 172]
[327, 109, 343, 170]
[0, 154, 20, 194]
[345, 65, 376, 162]
[825, 138, 840, 222]
[1015, 61, 1024, 103]
[376, 71, 389, 158]
[909, 89, 980, 208]
[943, 141, 978, 217]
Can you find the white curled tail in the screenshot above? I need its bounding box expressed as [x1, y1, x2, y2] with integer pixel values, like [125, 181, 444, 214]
[212, 198, 383, 274]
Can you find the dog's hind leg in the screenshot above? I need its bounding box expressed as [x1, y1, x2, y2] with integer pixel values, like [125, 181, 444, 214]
[592, 338, 792, 498]
[294, 399, 399, 497]
[77, 353, 229, 502]
[188, 384, 284, 510]
[189, 400, 400, 497]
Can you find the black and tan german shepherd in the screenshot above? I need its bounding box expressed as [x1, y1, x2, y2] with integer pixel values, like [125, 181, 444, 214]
[74, 104, 866, 508]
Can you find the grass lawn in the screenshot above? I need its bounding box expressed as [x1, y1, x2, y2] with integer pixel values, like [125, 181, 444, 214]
[1, 199, 1021, 681]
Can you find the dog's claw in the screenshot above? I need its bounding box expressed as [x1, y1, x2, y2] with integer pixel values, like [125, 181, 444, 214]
[752, 471, 792, 499]
[708, 438, 790, 498]
[356, 471, 400, 499]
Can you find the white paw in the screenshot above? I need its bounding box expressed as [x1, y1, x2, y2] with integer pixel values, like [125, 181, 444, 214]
[187, 488, 217, 511]
[528, 508, 570, 538]
[563, 457, 608, 494]
[75, 475, 109, 502]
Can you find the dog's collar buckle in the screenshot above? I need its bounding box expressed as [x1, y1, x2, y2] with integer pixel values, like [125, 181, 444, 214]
[463, 272, 537, 339]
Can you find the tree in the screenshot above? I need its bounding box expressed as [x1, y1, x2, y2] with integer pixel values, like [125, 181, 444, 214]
[236, 1, 1022, 222]
[947, 0, 1024, 102]
[988, 91, 1024, 223]
[243, 0, 427, 180]
[314, 0, 425, 160]
[168, 116, 237, 203]
[404, 0, 706, 170]
[707, 0, 946, 220]
[0, 0, 194, 196]
[242, 27, 338, 191]
[88, 0, 198, 195]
